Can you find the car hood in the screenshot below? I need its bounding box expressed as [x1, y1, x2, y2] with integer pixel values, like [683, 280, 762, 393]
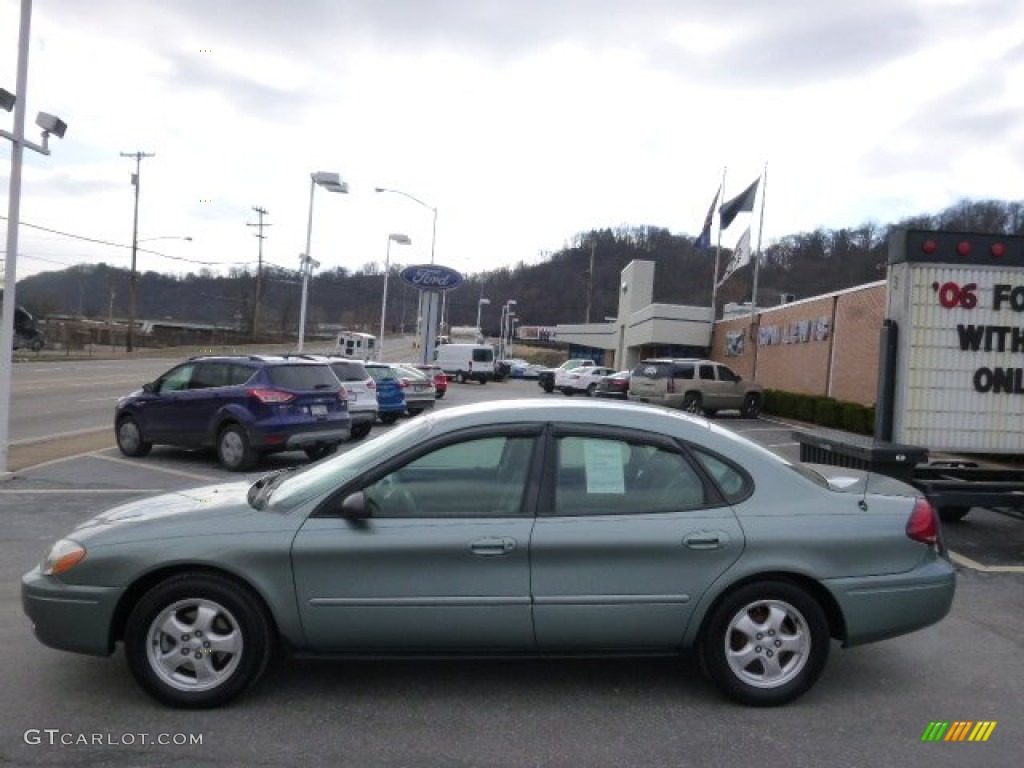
[74, 482, 256, 532]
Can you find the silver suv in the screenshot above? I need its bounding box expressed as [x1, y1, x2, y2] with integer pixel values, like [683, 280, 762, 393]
[627, 358, 763, 418]
[319, 357, 379, 440]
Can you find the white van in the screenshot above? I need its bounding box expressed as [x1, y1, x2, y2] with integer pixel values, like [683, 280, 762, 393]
[333, 331, 377, 361]
[434, 343, 495, 384]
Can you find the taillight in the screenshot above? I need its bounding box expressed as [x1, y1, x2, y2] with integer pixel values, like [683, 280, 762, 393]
[906, 498, 938, 546]
[247, 388, 295, 404]
[365, 377, 376, 391]
[399, 379, 410, 389]
[337, 387, 348, 403]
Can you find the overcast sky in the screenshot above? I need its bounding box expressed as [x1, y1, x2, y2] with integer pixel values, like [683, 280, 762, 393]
[2, 0, 1023, 285]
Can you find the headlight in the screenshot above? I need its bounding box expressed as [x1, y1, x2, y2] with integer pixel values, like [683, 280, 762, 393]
[41, 539, 86, 576]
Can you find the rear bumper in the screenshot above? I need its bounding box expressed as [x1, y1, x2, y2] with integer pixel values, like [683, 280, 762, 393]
[823, 558, 956, 647]
[22, 568, 120, 656]
[348, 408, 378, 426]
[280, 426, 351, 449]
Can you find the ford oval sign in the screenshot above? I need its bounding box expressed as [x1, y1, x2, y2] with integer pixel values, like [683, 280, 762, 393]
[399, 264, 464, 292]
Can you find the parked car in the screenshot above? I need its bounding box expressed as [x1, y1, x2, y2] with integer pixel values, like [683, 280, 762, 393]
[317, 356, 378, 441]
[503, 358, 540, 379]
[434, 343, 495, 384]
[555, 365, 617, 396]
[364, 362, 406, 424]
[537, 359, 597, 393]
[413, 363, 449, 399]
[628, 358, 764, 417]
[593, 370, 631, 399]
[114, 355, 351, 471]
[392, 364, 437, 415]
[25, 399, 955, 709]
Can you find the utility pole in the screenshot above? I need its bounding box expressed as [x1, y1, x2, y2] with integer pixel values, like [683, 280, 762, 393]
[585, 238, 595, 324]
[247, 206, 270, 338]
[119, 150, 154, 353]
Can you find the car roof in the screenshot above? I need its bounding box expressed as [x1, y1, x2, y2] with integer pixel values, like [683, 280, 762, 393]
[184, 354, 324, 365]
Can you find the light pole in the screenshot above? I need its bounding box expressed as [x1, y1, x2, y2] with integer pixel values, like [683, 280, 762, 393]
[1, 0, 68, 474]
[500, 299, 517, 359]
[476, 297, 490, 339]
[119, 150, 155, 353]
[374, 187, 437, 263]
[298, 171, 348, 352]
[379, 233, 411, 351]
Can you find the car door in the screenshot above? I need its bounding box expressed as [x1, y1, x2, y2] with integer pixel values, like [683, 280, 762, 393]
[698, 362, 722, 408]
[140, 362, 197, 443]
[715, 364, 747, 410]
[530, 427, 745, 649]
[291, 427, 541, 650]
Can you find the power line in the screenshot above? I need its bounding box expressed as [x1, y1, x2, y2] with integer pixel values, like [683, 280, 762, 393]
[0, 214, 247, 266]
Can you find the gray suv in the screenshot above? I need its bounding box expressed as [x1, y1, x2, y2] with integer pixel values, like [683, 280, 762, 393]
[627, 358, 763, 417]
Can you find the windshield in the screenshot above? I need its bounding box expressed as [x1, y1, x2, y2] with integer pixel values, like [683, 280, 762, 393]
[260, 416, 434, 513]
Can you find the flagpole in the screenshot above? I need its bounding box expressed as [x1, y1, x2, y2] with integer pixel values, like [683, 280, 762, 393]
[710, 166, 727, 320]
[750, 162, 768, 319]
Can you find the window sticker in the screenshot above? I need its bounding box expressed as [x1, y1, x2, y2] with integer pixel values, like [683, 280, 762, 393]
[583, 440, 625, 494]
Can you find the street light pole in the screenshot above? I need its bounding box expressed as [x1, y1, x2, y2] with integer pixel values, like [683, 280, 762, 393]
[476, 298, 490, 339]
[378, 233, 411, 351]
[119, 150, 155, 353]
[298, 171, 348, 352]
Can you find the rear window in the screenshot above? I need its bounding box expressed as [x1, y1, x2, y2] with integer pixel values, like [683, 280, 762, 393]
[266, 364, 340, 390]
[632, 361, 671, 379]
[472, 349, 494, 363]
[365, 365, 398, 383]
[329, 361, 368, 382]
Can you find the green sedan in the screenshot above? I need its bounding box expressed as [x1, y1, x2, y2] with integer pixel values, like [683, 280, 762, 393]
[22, 399, 955, 708]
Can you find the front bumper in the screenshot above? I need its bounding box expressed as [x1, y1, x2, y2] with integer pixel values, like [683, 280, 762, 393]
[823, 558, 956, 647]
[22, 568, 121, 656]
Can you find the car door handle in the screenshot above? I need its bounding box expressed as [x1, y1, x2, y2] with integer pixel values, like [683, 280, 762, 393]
[683, 531, 727, 550]
[469, 537, 517, 557]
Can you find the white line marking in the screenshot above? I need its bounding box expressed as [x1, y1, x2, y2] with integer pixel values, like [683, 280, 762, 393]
[11, 427, 109, 447]
[949, 550, 1024, 574]
[92, 453, 220, 482]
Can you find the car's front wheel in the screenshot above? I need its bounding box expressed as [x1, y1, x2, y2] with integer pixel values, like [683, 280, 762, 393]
[304, 443, 337, 462]
[116, 416, 153, 457]
[349, 424, 372, 441]
[217, 424, 256, 471]
[701, 581, 829, 707]
[124, 573, 273, 708]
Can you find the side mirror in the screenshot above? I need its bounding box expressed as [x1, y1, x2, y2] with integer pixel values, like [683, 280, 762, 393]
[340, 491, 372, 520]
[142, 382, 155, 393]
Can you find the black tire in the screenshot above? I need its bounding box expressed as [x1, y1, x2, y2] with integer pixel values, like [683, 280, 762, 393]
[435, 391, 445, 399]
[124, 573, 273, 709]
[349, 423, 372, 441]
[380, 413, 400, 425]
[304, 443, 337, 462]
[30, 338, 44, 352]
[217, 424, 256, 471]
[700, 580, 829, 707]
[543, 382, 555, 393]
[562, 388, 574, 397]
[938, 506, 970, 523]
[586, 383, 597, 397]
[681, 392, 702, 414]
[741, 394, 763, 418]
[479, 378, 487, 385]
[407, 408, 423, 416]
[456, 372, 466, 384]
[116, 416, 153, 458]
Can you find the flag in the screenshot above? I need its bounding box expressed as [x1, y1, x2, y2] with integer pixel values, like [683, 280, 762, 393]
[717, 227, 752, 287]
[694, 188, 719, 250]
[719, 177, 759, 230]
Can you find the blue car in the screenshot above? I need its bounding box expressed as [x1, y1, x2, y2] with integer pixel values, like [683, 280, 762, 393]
[365, 362, 406, 424]
[114, 355, 351, 471]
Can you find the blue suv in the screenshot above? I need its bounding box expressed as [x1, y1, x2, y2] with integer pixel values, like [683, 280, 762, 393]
[114, 355, 351, 471]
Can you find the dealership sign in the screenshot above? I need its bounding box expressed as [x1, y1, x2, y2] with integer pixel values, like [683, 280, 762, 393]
[399, 265, 463, 292]
[885, 230, 1024, 453]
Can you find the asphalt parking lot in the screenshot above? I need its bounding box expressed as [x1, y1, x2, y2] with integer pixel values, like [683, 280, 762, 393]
[2, 379, 1022, 767]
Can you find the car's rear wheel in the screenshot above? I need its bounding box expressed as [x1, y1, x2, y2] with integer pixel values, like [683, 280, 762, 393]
[408, 408, 423, 416]
[681, 393, 702, 414]
[455, 372, 466, 384]
[586, 383, 597, 397]
[379, 413, 400, 425]
[124, 573, 272, 709]
[304, 443, 337, 462]
[217, 425, 256, 471]
[701, 581, 829, 707]
[741, 394, 763, 418]
[349, 424, 372, 441]
[116, 416, 153, 457]
[562, 388, 574, 396]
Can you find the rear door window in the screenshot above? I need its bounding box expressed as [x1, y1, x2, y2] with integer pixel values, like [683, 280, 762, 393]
[699, 364, 716, 381]
[673, 363, 695, 379]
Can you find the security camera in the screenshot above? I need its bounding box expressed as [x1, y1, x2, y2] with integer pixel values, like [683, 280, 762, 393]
[36, 111, 67, 138]
[0, 88, 15, 112]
